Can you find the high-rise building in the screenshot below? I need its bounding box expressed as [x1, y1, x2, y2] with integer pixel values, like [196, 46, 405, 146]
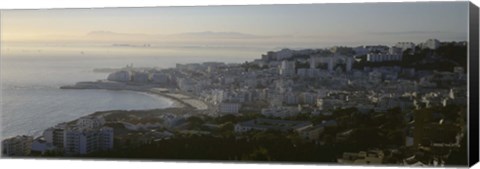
[43, 123, 67, 149]
[2, 135, 33, 156]
[366, 53, 402, 62]
[310, 56, 318, 69]
[328, 57, 334, 72]
[346, 57, 353, 72]
[63, 126, 114, 155]
[279, 60, 296, 76]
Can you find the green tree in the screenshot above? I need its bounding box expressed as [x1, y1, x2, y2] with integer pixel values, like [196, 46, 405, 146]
[242, 147, 271, 161]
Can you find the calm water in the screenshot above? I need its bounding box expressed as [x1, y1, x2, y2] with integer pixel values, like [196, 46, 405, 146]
[1, 45, 265, 138]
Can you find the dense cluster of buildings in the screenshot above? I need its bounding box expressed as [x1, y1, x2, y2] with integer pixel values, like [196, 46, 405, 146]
[2, 135, 33, 156]
[2, 38, 467, 165]
[3, 116, 114, 156]
[103, 38, 467, 149]
[109, 39, 465, 120]
[130, 38, 463, 166]
[61, 117, 114, 155]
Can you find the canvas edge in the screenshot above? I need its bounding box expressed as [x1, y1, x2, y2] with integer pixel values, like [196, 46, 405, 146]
[468, 1, 479, 167]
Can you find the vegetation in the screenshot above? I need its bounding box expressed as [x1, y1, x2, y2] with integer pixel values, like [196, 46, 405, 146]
[295, 60, 310, 70]
[87, 131, 340, 163]
[37, 103, 466, 166]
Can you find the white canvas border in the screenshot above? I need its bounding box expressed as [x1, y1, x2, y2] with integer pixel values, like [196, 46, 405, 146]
[0, 0, 478, 169]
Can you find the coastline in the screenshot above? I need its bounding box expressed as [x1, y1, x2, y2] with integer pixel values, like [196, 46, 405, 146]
[60, 80, 210, 111]
[1, 87, 182, 140]
[6, 80, 209, 140]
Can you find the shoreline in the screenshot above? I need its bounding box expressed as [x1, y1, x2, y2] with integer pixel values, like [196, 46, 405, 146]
[0, 88, 184, 140]
[3, 80, 209, 140]
[60, 80, 210, 111]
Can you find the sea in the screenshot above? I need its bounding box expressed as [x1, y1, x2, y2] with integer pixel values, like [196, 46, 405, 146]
[1, 44, 267, 139]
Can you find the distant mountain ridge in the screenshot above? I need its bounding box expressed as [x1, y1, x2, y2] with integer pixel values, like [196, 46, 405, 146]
[86, 30, 264, 39]
[172, 31, 263, 39]
[86, 31, 149, 37]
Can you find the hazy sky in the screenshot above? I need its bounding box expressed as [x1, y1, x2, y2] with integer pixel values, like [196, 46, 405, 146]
[0, 2, 469, 47]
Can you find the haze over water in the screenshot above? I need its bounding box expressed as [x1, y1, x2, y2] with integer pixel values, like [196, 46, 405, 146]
[1, 44, 264, 138]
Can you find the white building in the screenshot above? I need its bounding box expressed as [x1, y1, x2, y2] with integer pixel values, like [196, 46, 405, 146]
[2, 135, 33, 156]
[316, 98, 324, 110]
[43, 123, 67, 149]
[284, 92, 299, 105]
[76, 116, 105, 129]
[389, 47, 403, 55]
[63, 127, 114, 155]
[107, 70, 132, 82]
[279, 60, 296, 76]
[219, 102, 242, 114]
[301, 92, 317, 105]
[366, 53, 402, 62]
[210, 89, 226, 105]
[346, 57, 353, 72]
[328, 57, 335, 72]
[422, 39, 440, 50]
[395, 42, 416, 53]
